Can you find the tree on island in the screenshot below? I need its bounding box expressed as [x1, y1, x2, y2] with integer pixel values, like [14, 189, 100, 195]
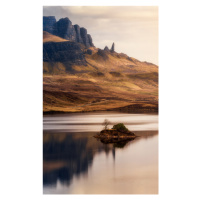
[96, 121, 135, 144]
[112, 123, 129, 133]
[102, 120, 129, 132]
[102, 119, 110, 130]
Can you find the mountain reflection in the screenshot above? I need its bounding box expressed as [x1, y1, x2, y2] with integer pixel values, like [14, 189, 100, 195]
[43, 131, 115, 186]
[43, 130, 158, 188]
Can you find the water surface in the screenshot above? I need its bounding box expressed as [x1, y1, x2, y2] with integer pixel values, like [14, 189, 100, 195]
[43, 112, 158, 194]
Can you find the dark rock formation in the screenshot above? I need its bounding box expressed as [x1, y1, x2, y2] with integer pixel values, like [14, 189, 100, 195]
[104, 46, 109, 51]
[43, 41, 86, 65]
[87, 34, 94, 47]
[74, 24, 83, 43]
[56, 18, 76, 41]
[73, 25, 94, 47]
[43, 16, 56, 35]
[97, 49, 109, 60]
[111, 42, 115, 52]
[43, 16, 95, 48]
[86, 49, 93, 55]
[80, 28, 91, 48]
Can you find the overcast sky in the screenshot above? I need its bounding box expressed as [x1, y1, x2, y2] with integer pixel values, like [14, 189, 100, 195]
[43, 6, 158, 65]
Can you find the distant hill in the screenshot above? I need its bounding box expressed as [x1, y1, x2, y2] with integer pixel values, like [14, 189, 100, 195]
[43, 16, 158, 113]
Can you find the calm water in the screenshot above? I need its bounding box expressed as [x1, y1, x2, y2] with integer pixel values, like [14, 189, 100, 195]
[43, 112, 158, 194]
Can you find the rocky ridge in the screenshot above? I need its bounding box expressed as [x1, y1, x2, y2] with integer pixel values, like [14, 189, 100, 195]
[43, 41, 86, 64]
[43, 16, 118, 67]
[43, 16, 94, 48]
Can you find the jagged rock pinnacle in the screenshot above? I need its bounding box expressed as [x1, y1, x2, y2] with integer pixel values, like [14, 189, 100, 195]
[104, 46, 109, 51]
[111, 42, 115, 52]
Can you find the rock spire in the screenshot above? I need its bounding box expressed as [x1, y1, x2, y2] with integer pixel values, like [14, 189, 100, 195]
[111, 42, 115, 52]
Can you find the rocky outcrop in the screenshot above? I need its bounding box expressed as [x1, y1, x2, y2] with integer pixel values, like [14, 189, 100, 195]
[56, 18, 76, 41]
[86, 49, 93, 55]
[111, 42, 115, 52]
[97, 49, 109, 60]
[74, 24, 83, 43]
[43, 41, 86, 65]
[87, 34, 94, 47]
[43, 16, 95, 48]
[80, 28, 91, 48]
[104, 46, 109, 51]
[103, 43, 115, 53]
[43, 16, 56, 35]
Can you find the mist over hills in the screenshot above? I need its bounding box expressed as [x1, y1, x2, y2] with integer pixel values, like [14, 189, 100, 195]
[43, 16, 158, 113]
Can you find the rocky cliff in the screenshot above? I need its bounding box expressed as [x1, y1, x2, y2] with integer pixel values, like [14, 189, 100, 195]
[43, 41, 86, 65]
[87, 34, 94, 47]
[80, 28, 91, 48]
[43, 16, 94, 47]
[56, 17, 76, 41]
[74, 24, 83, 43]
[43, 16, 57, 35]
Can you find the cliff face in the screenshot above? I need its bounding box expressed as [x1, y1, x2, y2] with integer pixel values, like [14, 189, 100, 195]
[43, 16, 57, 35]
[43, 16, 94, 48]
[56, 18, 76, 41]
[80, 28, 91, 48]
[43, 16, 118, 72]
[87, 34, 94, 47]
[43, 41, 86, 65]
[74, 24, 83, 43]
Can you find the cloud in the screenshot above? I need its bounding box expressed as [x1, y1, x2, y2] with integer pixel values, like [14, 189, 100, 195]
[43, 6, 158, 65]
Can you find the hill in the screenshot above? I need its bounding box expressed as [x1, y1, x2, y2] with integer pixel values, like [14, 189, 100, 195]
[43, 16, 158, 113]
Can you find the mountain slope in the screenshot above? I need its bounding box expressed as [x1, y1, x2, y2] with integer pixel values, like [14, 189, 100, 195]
[43, 31, 68, 43]
[43, 16, 158, 113]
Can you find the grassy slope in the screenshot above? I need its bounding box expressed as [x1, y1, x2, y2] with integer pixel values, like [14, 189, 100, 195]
[43, 31, 68, 43]
[43, 72, 158, 113]
[43, 39, 158, 113]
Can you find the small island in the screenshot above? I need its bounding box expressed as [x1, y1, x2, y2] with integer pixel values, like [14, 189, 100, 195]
[94, 122, 137, 144]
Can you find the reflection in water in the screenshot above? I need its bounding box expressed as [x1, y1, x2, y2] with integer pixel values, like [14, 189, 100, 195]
[43, 112, 158, 194]
[43, 132, 114, 187]
[113, 141, 131, 148]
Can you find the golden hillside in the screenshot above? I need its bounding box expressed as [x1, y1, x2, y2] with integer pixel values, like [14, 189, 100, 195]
[43, 35, 158, 113]
[43, 31, 69, 43]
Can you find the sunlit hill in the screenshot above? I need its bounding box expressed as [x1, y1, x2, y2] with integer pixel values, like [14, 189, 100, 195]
[43, 16, 158, 113]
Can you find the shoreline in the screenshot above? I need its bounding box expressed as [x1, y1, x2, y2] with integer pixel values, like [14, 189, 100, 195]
[43, 102, 158, 115]
[43, 107, 158, 115]
[43, 110, 158, 115]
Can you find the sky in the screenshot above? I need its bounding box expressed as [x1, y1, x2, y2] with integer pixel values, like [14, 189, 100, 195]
[43, 6, 158, 65]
